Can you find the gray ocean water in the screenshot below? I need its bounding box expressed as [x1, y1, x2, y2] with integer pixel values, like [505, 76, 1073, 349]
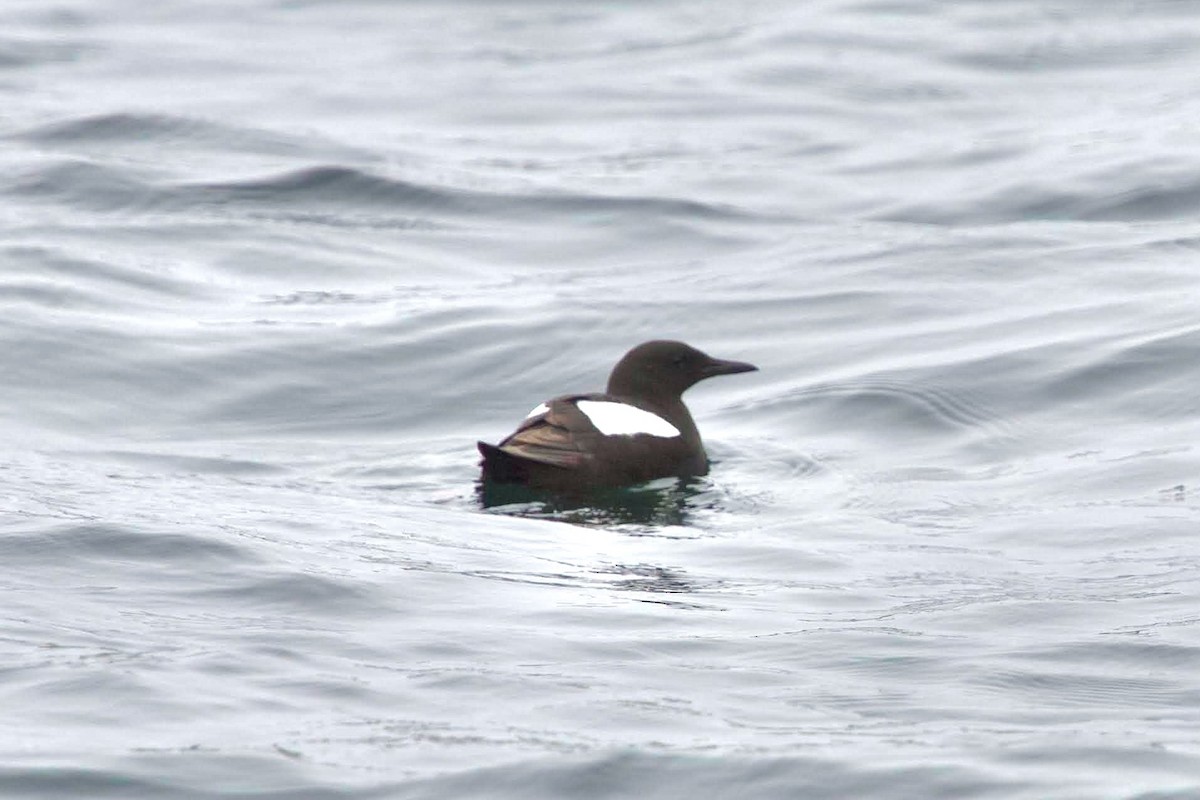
[4, 1, 1200, 797]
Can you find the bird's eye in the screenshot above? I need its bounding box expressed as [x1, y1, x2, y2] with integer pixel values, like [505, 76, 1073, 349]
[672, 355, 686, 366]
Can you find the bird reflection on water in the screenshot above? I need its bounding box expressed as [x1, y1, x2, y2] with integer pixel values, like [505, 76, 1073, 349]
[476, 475, 732, 609]
[476, 474, 714, 530]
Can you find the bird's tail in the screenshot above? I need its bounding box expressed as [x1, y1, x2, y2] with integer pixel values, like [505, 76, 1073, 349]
[477, 441, 534, 483]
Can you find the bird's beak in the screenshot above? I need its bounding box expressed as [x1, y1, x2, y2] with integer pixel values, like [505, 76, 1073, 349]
[701, 357, 758, 377]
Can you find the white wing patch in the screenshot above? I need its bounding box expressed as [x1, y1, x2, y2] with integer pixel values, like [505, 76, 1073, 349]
[576, 400, 680, 437]
[524, 402, 550, 419]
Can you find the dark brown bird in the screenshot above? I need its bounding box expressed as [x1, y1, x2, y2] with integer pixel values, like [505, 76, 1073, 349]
[478, 340, 757, 491]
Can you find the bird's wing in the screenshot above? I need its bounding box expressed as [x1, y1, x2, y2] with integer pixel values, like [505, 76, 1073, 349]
[495, 395, 604, 469]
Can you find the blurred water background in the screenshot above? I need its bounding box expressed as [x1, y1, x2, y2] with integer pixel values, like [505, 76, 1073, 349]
[4, 1, 1200, 797]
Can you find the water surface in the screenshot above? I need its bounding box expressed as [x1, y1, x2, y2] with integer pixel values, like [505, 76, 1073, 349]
[3, 1, 1200, 797]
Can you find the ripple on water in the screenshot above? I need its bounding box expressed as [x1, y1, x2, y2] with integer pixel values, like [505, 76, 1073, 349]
[0, 522, 255, 569]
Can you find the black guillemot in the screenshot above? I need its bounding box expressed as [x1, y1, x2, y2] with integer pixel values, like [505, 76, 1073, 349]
[477, 340, 757, 491]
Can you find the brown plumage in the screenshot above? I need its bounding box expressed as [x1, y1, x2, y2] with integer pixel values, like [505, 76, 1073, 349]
[478, 340, 757, 491]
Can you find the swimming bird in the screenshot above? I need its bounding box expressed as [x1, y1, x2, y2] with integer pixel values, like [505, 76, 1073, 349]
[478, 340, 757, 491]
